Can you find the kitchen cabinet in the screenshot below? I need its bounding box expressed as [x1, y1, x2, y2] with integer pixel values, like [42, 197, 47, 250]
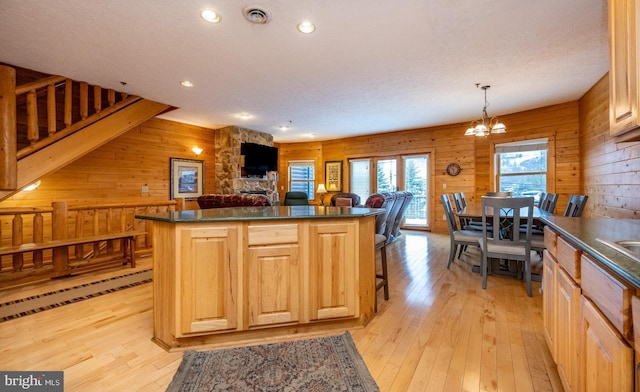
[608, 0, 640, 141]
[141, 208, 377, 350]
[580, 296, 633, 391]
[542, 250, 557, 360]
[178, 225, 239, 336]
[246, 224, 301, 327]
[556, 267, 581, 392]
[543, 228, 635, 391]
[308, 221, 358, 320]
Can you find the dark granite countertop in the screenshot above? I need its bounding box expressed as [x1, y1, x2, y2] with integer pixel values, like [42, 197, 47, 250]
[538, 214, 640, 287]
[135, 206, 384, 223]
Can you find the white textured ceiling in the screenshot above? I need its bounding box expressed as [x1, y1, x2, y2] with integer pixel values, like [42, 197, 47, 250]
[0, 0, 609, 143]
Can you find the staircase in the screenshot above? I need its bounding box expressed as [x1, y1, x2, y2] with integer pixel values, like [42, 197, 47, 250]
[0, 64, 172, 202]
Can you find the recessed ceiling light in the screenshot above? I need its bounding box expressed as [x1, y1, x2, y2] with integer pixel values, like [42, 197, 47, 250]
[201, 9, 221, 23]
[278, 125, 289, 131]
[180, 80, 194, 87]
[239, 113, 252, 120]
[297, 21, 315, 34]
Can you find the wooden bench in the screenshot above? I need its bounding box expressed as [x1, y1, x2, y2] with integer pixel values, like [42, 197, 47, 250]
[0, 232, 145, 287]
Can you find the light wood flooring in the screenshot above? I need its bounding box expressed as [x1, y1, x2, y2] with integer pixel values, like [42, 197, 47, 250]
[0, 231, 563, 391]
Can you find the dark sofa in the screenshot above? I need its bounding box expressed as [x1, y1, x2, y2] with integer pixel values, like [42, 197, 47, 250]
[197, 193, 273, 209]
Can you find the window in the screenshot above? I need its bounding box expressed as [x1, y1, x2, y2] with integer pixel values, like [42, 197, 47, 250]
[495, 139, 548, 204]
[288, 160, 315, 200]
[349, 159, 371, 202]
[376, 159, 397, 192]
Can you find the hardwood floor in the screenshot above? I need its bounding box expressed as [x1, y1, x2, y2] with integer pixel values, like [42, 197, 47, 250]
[0, 231, 563, 391]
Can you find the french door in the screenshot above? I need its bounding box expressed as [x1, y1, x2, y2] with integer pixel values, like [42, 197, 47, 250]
[350, 154, 429, 229]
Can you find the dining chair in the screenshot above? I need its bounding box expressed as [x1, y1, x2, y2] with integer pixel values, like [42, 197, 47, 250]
[479, 196, 536, 296]
[441, 194, 483, 268]
[563, 194, 588, 217]
[539, 193, 559, 213]
[537, 192, 546, 207]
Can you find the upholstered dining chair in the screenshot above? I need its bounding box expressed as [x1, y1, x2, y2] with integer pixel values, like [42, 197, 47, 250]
[283, 191, 309, 206]
[479, 196, 536, 296]
[441, 194, 483, 268]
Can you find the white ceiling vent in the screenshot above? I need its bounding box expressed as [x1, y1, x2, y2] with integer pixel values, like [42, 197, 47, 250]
[242, 6, 271, 24]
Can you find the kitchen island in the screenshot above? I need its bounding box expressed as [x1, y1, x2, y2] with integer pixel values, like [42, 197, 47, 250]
[135, 206, 382, 351]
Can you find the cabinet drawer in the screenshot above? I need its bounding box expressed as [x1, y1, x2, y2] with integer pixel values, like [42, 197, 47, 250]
[581, 255, 633, 340]
[543, 226, 557, 257]
[557, 237, 581, 283]
[247, 224, 298, 246]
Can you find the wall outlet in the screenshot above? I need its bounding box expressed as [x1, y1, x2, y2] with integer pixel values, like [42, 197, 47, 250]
[141, 185, 149, 193]
[442, 183, 446, 189]
[443, 214, 446, 221]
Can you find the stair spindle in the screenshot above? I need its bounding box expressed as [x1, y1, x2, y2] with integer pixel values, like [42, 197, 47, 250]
[64, 79, 72, 127]
[80, 82, 88, 119]
[47, 84, 57, 135]
[32, 212, 44, 268]
[12, 214, 23, 272]
[26, 90, 39, 144]
[94, 85, 102, 113]
[107, 89, 115, 106]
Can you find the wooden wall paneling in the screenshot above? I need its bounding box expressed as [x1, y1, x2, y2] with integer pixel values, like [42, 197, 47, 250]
[1, 118, 216, 208]
[580, 73, 640, 219]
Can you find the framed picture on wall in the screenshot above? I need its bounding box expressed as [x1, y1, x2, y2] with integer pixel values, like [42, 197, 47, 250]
[325, 160, 343, 192]
[170, 158, 204, 200]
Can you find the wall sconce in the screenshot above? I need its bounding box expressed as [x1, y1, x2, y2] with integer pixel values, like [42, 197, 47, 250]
[316, 183, 327, 206]
[192, 146, 203, 155]
[23, 179, 41, 192]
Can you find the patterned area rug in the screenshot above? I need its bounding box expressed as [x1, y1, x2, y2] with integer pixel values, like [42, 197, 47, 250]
[0, 269, 152, 322]
[166, 331, 379, 392]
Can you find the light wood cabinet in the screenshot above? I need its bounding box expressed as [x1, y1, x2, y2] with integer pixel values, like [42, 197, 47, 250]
[542, 250, 557, 360]
[580, 296, 634, 391]
[609, 0, 640, 141]
[308, 221, 358, 320]
[543, 229, 636, 391]
[147, 213, 376, 350]
[178, 226, 239, 336]
[556, 267, 581, 392]
[246, 223, 301, 328]
[246, 244, 300, 327]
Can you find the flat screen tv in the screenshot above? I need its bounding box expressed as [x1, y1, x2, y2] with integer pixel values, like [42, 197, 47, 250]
[241, 142, 278, 176]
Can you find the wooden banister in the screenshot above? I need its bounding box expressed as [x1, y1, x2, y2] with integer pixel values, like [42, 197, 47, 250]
[14, 75, 66, 95]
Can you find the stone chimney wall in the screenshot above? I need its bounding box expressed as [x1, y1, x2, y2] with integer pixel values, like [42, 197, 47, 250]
[214, 126, 277, 200]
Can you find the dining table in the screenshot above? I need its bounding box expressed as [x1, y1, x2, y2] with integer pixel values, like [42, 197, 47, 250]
[456, 202, 548, 278]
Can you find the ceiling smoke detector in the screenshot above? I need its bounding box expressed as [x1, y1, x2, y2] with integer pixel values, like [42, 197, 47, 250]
[242, 6, 271, 24]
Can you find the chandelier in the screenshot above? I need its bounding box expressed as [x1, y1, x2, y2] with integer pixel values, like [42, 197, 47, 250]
[464, 84, 506, 136]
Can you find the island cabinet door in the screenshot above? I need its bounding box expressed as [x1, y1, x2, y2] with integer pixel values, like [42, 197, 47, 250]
[307, 221, 357, 320]
[580, 296, 634, 392]
[542, 250, 557, 361]
[246, 244, 300, 327]
[178, 226, 239, 336]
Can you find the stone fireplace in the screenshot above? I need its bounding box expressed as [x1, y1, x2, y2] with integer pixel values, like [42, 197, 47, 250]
[214, 126, 278, 202]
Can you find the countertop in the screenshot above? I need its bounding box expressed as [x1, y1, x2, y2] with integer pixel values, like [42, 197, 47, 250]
[538, 214, 640, 287]
[135, 205, 384, 223]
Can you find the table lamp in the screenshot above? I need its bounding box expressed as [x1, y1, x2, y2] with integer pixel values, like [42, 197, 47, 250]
[316, 184, 327, 206]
